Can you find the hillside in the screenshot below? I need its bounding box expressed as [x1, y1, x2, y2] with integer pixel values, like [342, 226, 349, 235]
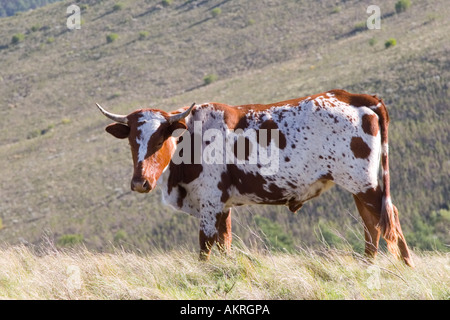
[0, 0, 63, 17]
[0, 0, 448, 254]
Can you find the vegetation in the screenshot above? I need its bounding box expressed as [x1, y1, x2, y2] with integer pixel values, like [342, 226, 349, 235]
[106, 33, 119, 43]
[385, 38, 397, 48]
[113, 2, 125, 12]
[203, 73, 218, 85]
[0, 0, 62, 17]
[353, 21, 367, 32]
[0, 245, 448, 299]
[11, 33, 25, 44]
[138, 31, 149, 40]
[162, 0, 173, 7]
[211, 7, 222, 18]
[395, 0, 412, 14]
[57, 234, 84, 247]
[0, 0, 448, 259]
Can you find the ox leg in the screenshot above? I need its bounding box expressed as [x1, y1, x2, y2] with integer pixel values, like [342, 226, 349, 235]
[353, 195, 381, 261]
[354, 191, 414, 267]
[216, 209, 232, 255]
[199, 229, 215, 261]
[199, 210, 232, 261]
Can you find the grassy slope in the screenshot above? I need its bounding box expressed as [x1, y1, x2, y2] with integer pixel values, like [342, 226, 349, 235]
[0, 0, 448, 253]
[0, 245, 448, 299]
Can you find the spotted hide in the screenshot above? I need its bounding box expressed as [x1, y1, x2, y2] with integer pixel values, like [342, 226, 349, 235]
[97, 89, 413, 267]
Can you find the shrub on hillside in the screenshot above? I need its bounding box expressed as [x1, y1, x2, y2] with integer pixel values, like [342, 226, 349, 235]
[211, 8, 222, 18]
[30, 24, 41, 32]
[203, 74, 218, 85]
[106, 33, 119, 44]
[395, 0, 411, 14]
[57, 234, 84, 247]
[11, 33, 25, 44]
[138, 31, 149, 40]
[353, 21, 366, 33]
[368, 37, 377, 47]
[113, 3, 125, 11]
[385, 38, 397, 48]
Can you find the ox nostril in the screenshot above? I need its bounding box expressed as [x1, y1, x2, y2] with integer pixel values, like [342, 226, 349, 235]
[131, 178, 151, 193]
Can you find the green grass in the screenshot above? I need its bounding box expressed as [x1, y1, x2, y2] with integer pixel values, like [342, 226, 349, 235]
[0, 245, 448, 299]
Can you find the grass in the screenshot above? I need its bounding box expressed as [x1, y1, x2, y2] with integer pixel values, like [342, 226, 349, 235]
[0, 244, 448, 299]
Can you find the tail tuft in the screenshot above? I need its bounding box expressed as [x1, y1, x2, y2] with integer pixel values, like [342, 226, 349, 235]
[379, 196, 400, 257]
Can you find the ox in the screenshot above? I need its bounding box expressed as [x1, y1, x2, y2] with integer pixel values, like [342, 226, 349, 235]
[96, 89, 413, 266]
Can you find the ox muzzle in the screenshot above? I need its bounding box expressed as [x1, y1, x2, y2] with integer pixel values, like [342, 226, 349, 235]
[131, 177, 151, 193]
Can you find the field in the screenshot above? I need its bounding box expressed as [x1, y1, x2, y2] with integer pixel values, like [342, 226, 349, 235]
[0, 0, 448, 300]
[0, 244, 448, 300]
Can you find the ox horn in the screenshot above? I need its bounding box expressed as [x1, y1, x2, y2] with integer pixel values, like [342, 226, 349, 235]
[168, 102, 196, 124]
[96, 103, 128, 124]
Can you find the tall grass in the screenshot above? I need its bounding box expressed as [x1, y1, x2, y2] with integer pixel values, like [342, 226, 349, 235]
[0, 243, 448, 300]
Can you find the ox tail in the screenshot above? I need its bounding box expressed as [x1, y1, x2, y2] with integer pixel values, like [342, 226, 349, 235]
[376, 100, 400, 257]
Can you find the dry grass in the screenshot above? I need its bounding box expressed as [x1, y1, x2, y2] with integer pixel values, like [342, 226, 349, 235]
[0, 243, 448, 300]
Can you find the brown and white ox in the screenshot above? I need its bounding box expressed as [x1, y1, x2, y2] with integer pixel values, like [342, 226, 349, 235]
[96, 89, 413, 266]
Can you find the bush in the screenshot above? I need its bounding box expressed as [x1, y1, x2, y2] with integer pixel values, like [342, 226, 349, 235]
[30, 24, 41, 32]
[162, 0, 173, 7]
[114, 230, 128, 243]
[113, 3, 124, 11]
[368, 37, 377, 47]
[203, 74, 218, 85]
[385, 38, 397, 48]
[138, 31, 149, 40]
[11, 33, 25, 44]
[353, 21, 366, 32]
[395, 0, 411, 14]
[331, 6, 341, 14]
[57, 234, 84, 247]
[106, 33, 119, 43]
[211, 8, 222, 18]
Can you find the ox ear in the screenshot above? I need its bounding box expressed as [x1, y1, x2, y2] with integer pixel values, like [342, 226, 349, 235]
[166, 121, 187, 138]
[105, 123, 130, 139]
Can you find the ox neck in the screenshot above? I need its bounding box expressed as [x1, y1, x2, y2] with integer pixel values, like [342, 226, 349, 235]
[155, 136, 177, 189]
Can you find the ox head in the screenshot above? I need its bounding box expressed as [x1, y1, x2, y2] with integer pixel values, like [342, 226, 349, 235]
[97, 103, 195, 193]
